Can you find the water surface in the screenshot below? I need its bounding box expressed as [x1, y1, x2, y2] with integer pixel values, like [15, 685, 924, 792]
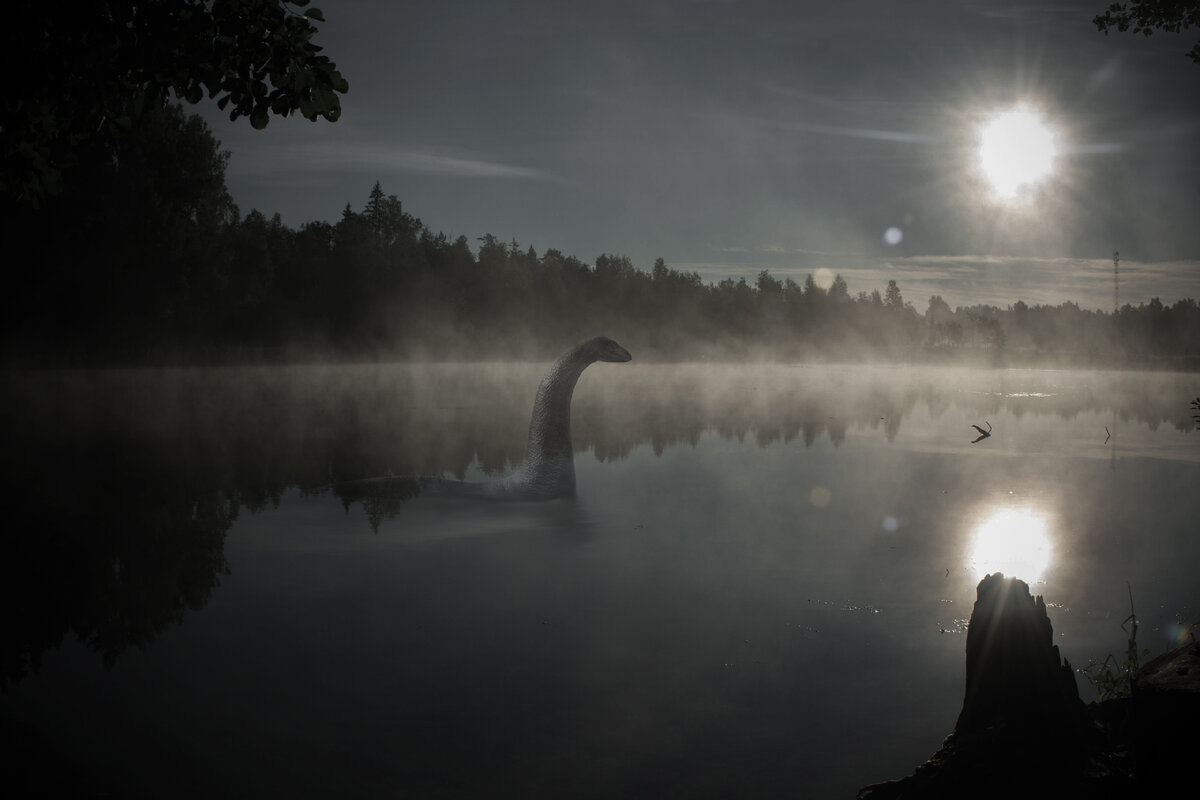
[3, 363, 1198, 798]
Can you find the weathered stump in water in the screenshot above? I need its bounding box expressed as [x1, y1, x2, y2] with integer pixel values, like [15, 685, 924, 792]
[857, 574, 1200, 798]
[955, 572, 1087, 736]
[857, 573, 1090, 799]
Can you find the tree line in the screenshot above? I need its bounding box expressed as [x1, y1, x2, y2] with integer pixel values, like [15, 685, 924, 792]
[3, 104, 1198, 366]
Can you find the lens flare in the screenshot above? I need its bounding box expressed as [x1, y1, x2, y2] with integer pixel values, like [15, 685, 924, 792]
[969, 508, 1053, 583]
[809, 486, 832, 507]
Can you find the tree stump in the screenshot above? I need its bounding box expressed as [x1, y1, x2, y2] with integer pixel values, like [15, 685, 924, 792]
[858, 573, 1089, 799]
[956, 572, 1087, 736]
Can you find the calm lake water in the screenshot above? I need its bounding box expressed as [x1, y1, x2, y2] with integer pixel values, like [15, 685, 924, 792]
[3, 361, 1198, 798]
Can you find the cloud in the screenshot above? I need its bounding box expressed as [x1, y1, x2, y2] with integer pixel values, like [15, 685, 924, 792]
[233, 141, 559, 182]
[872, 255, 1200, 311]
[779, 120, 938, 145]
[672, 251, 1200, 312]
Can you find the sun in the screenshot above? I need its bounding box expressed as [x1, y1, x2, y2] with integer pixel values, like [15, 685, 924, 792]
[977, 106, 1058, 200]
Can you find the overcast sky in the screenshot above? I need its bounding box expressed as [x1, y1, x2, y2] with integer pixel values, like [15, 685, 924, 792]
[199, 0, 1200, 312]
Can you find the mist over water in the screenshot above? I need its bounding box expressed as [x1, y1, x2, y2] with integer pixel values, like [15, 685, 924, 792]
[2, 362, 1197, 797]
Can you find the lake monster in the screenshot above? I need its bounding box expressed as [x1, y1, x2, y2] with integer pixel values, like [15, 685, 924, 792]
[335, 336, 632, 503]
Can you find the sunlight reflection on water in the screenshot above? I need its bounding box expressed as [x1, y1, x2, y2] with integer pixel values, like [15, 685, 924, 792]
[968, 507, 1054, 583]
[3, 363, 1199, 799]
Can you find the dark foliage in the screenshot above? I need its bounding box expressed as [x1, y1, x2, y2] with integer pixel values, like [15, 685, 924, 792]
[2, 0, 347, 206]
[1094, 1, 1200, 64]
[3, 105, 1199, 366]
[4, 104, 238, 359]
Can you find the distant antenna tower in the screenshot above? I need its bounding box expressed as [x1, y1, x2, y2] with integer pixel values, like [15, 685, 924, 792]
[1112, 250, 1119, 314]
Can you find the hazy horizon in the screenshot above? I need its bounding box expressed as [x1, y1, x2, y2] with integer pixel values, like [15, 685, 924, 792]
[198, 1, 1200, 313]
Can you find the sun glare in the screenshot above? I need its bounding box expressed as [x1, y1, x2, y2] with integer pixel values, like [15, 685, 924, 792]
[978, 106, 1058, 200]
[968, 508, 1053, 583]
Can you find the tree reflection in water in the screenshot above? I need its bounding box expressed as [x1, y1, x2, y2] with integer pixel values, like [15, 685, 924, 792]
[2, 419, 235, 686]
[1, 363, 1196, 685]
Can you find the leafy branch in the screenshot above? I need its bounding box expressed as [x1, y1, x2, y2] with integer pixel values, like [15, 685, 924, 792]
[1094, 1, 1200, 64]
[2, 1, 348, 206]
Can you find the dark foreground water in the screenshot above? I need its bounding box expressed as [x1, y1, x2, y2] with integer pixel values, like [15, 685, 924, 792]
[2, 362, 1198, 798]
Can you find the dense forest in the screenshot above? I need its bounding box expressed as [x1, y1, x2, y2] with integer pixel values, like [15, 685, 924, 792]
[3, 104, 1198, 367]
